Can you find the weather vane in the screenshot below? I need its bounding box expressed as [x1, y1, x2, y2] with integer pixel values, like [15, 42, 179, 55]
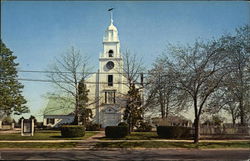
[108, 8, 114, 24]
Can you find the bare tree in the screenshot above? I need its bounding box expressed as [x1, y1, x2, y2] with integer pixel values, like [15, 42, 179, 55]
[146, 56, 179, 119]
[220, 25, 250, 125]
[167, 40, 228, 143]
[120, 50, 144, 88]
[207, 88, 240, 126]
[47, 47, 91, 125]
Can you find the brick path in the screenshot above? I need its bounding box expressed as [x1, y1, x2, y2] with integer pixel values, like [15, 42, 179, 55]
[76, 131, 105, 149]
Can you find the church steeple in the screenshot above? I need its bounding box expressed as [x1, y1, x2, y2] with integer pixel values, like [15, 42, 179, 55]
[103, 8, 119, 42]
[101, 8, 121, 59]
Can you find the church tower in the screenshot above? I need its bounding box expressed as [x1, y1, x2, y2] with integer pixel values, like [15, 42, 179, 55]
[96, 10, 126, 127]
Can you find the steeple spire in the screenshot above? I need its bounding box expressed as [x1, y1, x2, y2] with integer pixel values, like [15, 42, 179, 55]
[108, 8, 114, 24]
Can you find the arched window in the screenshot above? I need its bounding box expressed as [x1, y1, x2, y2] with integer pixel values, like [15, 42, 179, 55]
[108, 50, 114, 57]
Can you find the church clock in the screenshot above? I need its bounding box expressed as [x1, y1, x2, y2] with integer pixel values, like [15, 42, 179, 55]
[106, 61, 114, 70]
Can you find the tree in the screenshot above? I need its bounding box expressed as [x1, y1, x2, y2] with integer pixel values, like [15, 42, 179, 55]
[166, 40, 228, 143]
[221, 25, 250, 125]
[0, 40, 29, 120]
[47, 47, 91, 125]
[123, 83, 143, 132]
[146, 56, 179, 119]
[117, 51, 144, 132]
[78, 78, 92, 125]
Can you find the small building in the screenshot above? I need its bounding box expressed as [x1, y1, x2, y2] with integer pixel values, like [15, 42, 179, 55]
[43, 97, 74, 128]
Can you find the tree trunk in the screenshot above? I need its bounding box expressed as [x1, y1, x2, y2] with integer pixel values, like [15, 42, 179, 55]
[231, 110, 236, 127]
[239, 100, 245, 126]
[159, 92, 165, 118]
[194, 117, 200, 143]
[73, 98, 79, 125]
[128, 114, 132, 134]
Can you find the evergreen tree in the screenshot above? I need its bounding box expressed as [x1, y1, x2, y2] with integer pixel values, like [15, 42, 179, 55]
[77, 78, 91, 125]
[0, 40, 29, 119]
[123, 83, 143, 132]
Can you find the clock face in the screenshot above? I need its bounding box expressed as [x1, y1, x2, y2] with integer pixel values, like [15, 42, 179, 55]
[106, 61, 114, 70]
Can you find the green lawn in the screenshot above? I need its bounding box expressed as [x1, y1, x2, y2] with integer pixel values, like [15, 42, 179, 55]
[0, 142, 77, 148]
[0, 130, 98, 140]
[102, 132, 193, 140]
[102, 132, 159, 140]
[95, 141, 250, 149]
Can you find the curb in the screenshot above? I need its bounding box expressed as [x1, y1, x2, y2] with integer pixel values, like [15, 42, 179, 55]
[0, 147, 249, 151]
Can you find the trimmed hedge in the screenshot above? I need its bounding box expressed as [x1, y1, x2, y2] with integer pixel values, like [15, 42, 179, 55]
[86, 123, 101, 131]
[105, 126, 129, 138]
[61, 125, 85, 137]
[136, 122, 152, 132]
[157, 126, 191, 139]
[118, 122, 128, 127]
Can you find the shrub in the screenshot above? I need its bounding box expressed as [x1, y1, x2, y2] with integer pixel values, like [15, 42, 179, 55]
[61, 125, 85, 137]
[136, 122, 152, 132]
[157, 126, 191, 139]
[105, 126, 129, 138]
[86, 123, 101, 131]
[118, 122, 128, 127]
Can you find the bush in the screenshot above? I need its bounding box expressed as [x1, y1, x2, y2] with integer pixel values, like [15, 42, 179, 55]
[136, 122, 152, 132]
[105, 126, 129, 138]
[61, 125, 85, 137]
[118, 122, 128, 127]
[86, 123, 101, 131]
[157, 126, 191, 139]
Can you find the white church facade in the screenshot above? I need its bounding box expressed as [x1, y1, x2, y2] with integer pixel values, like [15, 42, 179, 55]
[43, 12, 130, 128]
[85, 14, 129, 127]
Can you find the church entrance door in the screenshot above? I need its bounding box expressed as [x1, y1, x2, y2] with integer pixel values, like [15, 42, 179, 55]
[102, 107, 120, 127]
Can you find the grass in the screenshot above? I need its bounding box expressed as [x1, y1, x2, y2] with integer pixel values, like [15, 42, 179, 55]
[0, 142, 77, 148]
[101, 132, 193, 140]
[0, 130, 98, 140]
[95, 141, 250, 149]
[101, 132, 159, 140]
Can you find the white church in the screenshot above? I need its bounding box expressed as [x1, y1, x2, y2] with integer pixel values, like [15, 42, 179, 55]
[43, 11, 131, 128]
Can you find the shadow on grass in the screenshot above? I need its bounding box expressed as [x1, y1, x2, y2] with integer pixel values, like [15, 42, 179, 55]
[95, 141, 250, 149]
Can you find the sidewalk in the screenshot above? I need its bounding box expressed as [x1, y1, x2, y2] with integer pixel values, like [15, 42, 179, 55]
[0, 131, 249, 143]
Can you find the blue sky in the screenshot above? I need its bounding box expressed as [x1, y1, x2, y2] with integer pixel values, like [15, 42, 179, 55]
[1, 1, 250, 121]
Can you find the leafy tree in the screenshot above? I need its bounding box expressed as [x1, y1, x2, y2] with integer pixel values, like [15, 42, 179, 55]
[211, 115, 225, 126]
[0, 40, 29, 119]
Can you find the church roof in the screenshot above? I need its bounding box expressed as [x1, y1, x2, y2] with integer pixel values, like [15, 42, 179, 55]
[43, 97, 74, 116]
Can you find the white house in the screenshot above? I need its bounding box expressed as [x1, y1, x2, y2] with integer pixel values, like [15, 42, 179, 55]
[43, 97, 74, 127]
[44, 12, 130, 128]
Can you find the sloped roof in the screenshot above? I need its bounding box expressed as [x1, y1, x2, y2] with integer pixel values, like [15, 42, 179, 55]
[44, 97, 75, 116]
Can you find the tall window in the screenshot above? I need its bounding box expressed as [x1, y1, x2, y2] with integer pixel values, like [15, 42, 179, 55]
[108, 50, 114, 57]
[105, 91, 116, 104]
[108, 75, 113, 86]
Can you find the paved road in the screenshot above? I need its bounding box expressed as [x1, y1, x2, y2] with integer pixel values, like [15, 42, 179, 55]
[0, 149, 249, 160]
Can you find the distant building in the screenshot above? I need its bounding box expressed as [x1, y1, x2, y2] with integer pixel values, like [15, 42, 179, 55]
[43, 97, 74, 127]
